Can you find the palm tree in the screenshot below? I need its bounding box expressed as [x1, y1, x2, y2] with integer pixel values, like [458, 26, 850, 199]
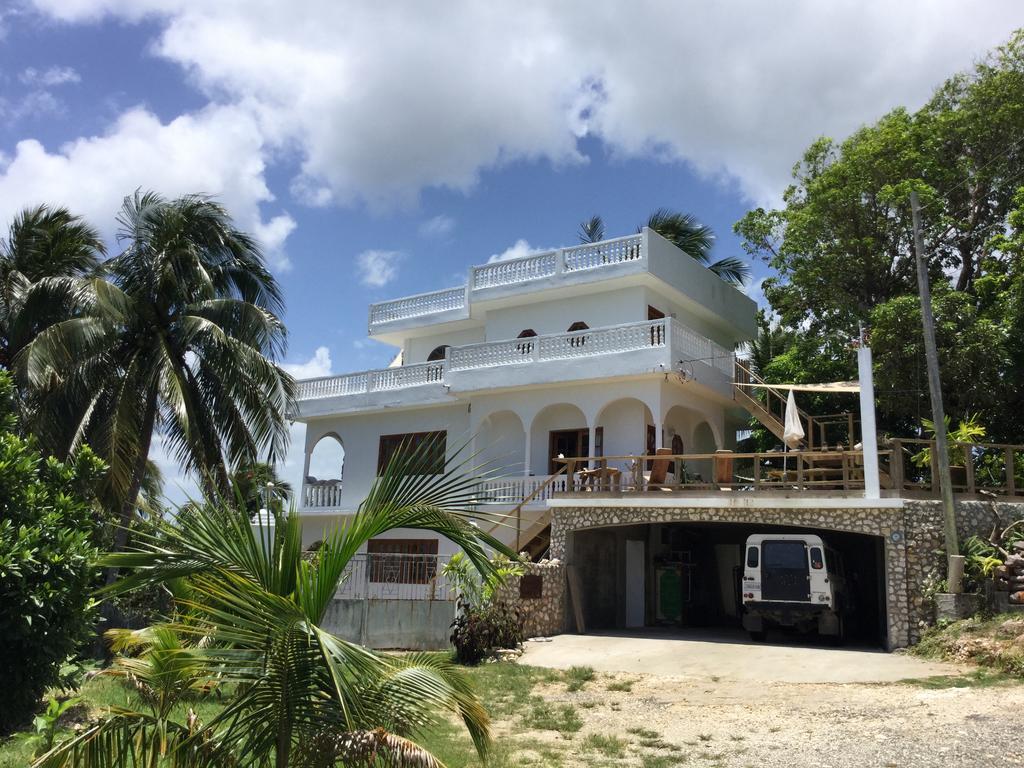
[19, 192, 294, 559]
[231, 460, 293, 518]
[37, 441, 510, 768]
[577, 209, 751, 287]
[0, 205, 104, 370]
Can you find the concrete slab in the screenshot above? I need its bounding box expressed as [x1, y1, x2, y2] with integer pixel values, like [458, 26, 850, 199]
[519, 628, 965, 684]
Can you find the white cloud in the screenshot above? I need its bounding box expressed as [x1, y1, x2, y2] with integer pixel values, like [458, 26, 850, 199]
[419, 214, 455, 237]
[1, 90, 63, 122]
[19, 66, 81, 87]
[356, 249, 401, 287]
[26, 0, 1024, 207]
[0, 103, 295, 269]
[488, 238, 550, 263]
[283, 346, 332, 379]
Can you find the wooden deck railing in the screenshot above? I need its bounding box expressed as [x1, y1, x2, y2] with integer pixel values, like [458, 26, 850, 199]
[550, 441, 1024, 499]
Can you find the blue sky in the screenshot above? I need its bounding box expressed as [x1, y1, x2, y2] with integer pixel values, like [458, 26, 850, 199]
[2, 1, 1022, 501]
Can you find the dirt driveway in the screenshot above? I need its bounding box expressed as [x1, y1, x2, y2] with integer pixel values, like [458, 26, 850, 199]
[512, 630, 1024, 767]
[520, 628, 961, 683]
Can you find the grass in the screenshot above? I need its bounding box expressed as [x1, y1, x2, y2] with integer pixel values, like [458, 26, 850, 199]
[582, 733, 627, 758]
[606, 677, 637, 691]
[565, 665, 595, 692]
[898, 668, 1019, 689]
[4, 659, 679, 768]
[912, 612, 1024, 676]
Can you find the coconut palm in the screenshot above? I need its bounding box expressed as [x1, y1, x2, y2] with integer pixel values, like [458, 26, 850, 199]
[19, 191, 294, 557]
[36, 440, 509, 768]
[577, 209, 751, 287]
[0, 204, 104, 370]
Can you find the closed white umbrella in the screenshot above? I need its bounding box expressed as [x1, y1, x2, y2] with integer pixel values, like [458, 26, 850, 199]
[783, 390, 805, 449]
[782, 390, 805, 481]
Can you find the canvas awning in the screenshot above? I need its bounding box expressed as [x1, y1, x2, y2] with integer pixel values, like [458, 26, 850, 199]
[734, 381, 860, 393]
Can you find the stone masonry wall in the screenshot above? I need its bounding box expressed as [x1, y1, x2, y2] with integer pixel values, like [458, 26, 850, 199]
[545, 500, 1019, 650]
[494, 559, 565, 639]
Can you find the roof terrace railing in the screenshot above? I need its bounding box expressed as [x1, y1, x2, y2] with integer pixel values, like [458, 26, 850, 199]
[369, 233, 645, 330]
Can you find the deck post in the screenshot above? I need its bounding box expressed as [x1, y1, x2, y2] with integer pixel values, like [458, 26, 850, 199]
[857, 345, 881, 499]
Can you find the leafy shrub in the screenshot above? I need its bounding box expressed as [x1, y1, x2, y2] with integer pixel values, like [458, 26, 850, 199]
[444, 552, 525, 663]
[0, 370, 105, 734]
[450, 598, 523, 664]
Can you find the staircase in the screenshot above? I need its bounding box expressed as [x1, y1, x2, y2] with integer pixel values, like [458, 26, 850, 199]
[733, 359, 811, 447]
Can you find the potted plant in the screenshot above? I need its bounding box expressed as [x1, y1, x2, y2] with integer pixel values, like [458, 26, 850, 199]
[911, 414, 986, 487]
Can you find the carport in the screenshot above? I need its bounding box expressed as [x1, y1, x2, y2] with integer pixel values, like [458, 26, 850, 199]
[570, 521, 887, 647]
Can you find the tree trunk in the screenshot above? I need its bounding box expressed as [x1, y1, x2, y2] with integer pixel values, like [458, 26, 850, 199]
[104, 383, 159, 586]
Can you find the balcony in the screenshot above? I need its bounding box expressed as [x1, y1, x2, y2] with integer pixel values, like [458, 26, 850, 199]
[366, 232, 690, 339]
[294, 317, 736, 412]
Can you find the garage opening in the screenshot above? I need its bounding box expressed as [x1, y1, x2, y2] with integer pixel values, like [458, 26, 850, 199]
[570, 521, 886, 647]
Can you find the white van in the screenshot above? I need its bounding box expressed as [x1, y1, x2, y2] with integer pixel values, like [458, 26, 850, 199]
[740, 533, 847, 642]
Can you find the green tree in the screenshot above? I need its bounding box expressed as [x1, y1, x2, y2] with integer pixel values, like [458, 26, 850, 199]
[19, 192, 295, 559]
[230, 460, 293, 518]
[578, 209, 751, 287]
[37, 442, 509, 768]
[0, 370, 106, 734]
[0, 205, 104, 371]
[734, 30, 1024, 440]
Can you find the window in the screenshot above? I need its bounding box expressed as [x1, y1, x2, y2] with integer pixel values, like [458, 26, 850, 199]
[809, 546, 824, 570]
[377, 431, 447, 475]
[367, 538, 438, 584]
[516, 329, 537, 354]
[519, 574, 543, 599]
[746, 546, 759, 569]
[426, 345, 450, 362]
[762, 540, 807, 570]
[566, 321, 589, 348]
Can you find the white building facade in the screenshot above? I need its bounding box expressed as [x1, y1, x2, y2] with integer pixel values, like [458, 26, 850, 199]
[292, 228, 757, 555]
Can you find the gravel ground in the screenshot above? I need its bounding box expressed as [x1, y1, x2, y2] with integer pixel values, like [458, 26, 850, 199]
[514, 670, 1024, 767]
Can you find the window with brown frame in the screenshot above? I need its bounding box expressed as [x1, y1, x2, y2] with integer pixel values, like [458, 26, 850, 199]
[367, 538, 439, 584]
[377, 431, 447, 475]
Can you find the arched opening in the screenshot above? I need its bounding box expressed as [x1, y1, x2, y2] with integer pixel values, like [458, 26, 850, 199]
[530, 403, 587, 475]
[690, 420, 719, 483]
[595, 397, 655, 477]
[566, 321, 589, 348]
[516, 329, 537, 355]
[305, 433, 345, 508]
[477, 410, 526, 477]
[664, 405, 701, 483]
[426, 345, 450, 362]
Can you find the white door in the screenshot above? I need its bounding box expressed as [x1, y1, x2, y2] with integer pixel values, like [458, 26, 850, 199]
[625, 539, 645, 628]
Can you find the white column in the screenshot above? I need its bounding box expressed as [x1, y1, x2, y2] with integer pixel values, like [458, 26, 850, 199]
[588, 425, 598, 469]
[858, 345, 880, 499]
[523, 415, 534, 477]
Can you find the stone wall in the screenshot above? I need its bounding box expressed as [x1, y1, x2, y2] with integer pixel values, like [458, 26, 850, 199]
[494, 559, 565, 639]
[545, 499, 1020, 650]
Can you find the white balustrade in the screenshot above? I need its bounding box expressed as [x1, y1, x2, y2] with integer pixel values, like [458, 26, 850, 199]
[537, 319, 666, 361]
[369, 362, 444, 391]
[562, 234, 643, 272]
[303, 480, 344, 508]
[475, 475, 569, 504]
[471, 251, 558, 290]
[670, 318, 734, 376]
[297, 319, 732, 402]
[296, 373, 369, 399]
[448, 338, 535, 371]
[369, 286, 465, 326]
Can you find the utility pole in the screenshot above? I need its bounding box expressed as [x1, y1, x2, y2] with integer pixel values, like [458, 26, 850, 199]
[910, 190, 963, 593]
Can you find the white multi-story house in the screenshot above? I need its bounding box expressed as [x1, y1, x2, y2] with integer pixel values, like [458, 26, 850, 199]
[293, 228, 756, 554]
[291, 227, 1024, 652]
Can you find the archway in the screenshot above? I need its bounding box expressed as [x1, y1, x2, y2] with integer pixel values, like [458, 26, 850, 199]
[426, 345, 450, 362]
[477, 410, 526, 477]
[690, 421, 719, 483]
[305, 433, 345, 508]
[529, 403, 588, 475]
[594, 397, 655, 475]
